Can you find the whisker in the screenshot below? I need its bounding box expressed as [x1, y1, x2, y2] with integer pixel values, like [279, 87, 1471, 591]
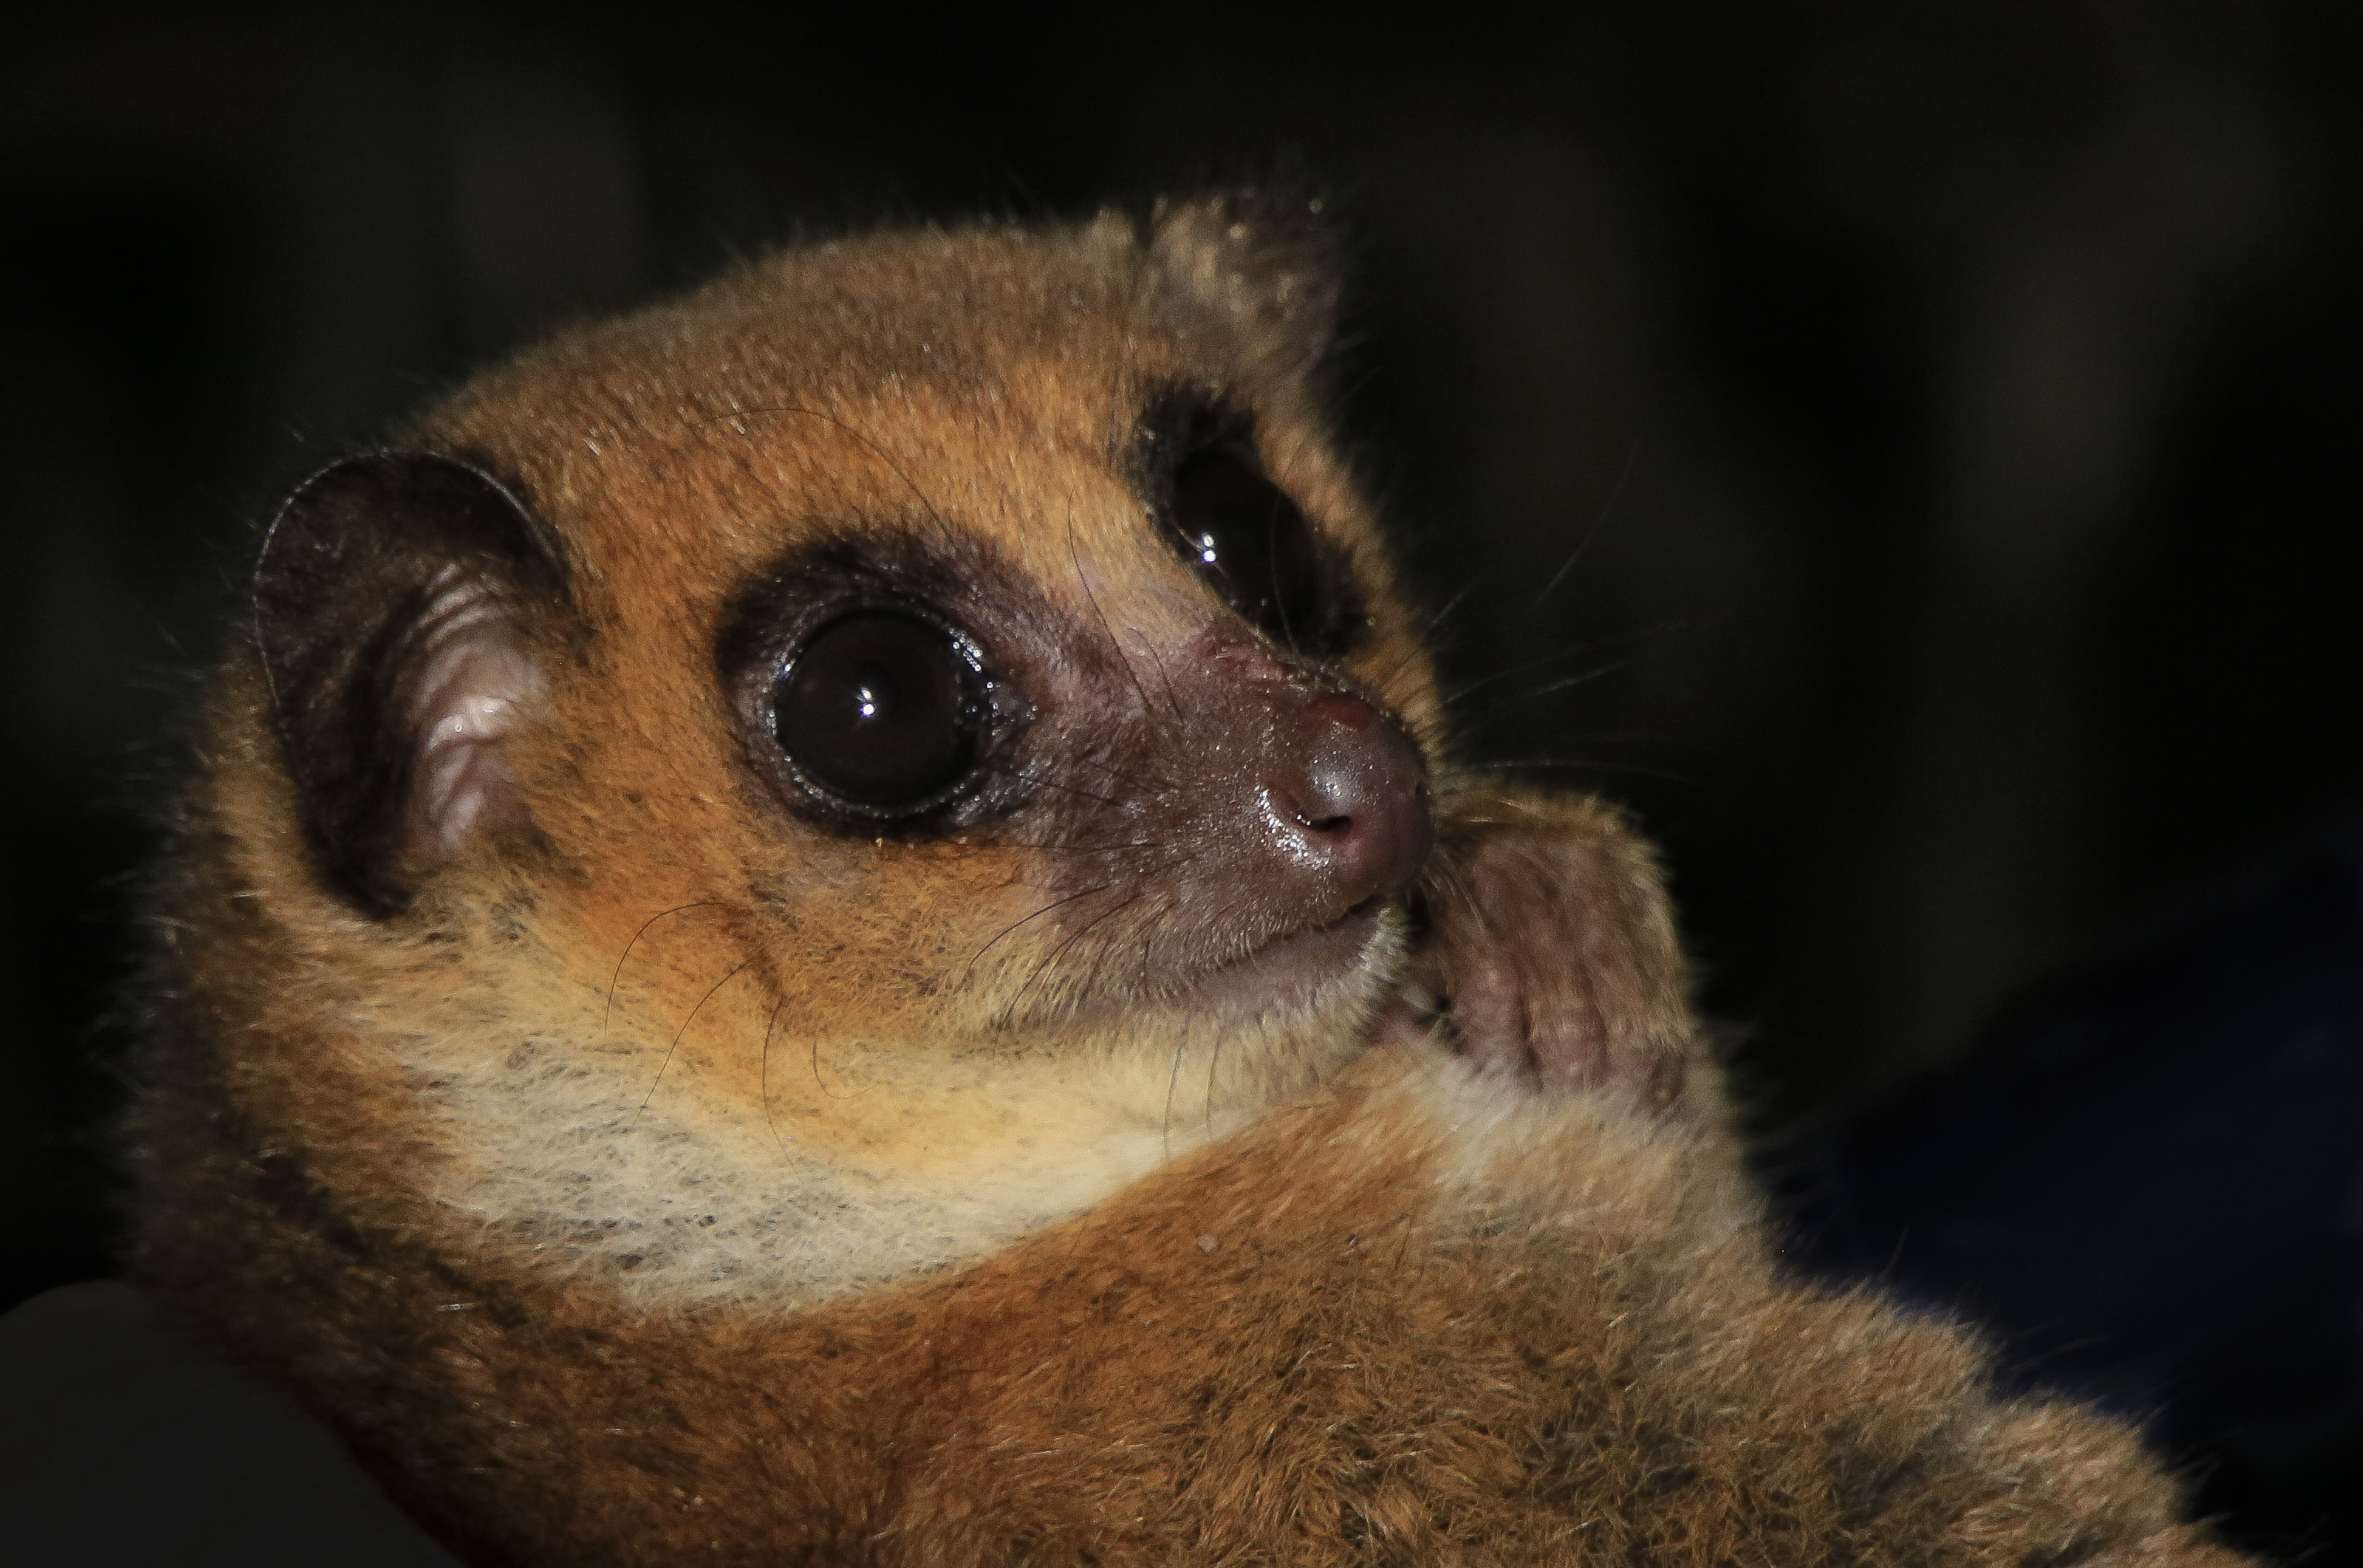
[603, 900, 728, 1039]
[1415, 576, 1486, 647]
[961, 882, 1119, 980]
[1069, 513, 1163, 729]
[1137, 634, 1188, 726]
[757, 997, 789, 1156]
[1162, 1017, 1192, 1161]
[1058, 750, 1178, 795]
[809, 1030, 868, 1102]
[1137, 924, 1160, 1004]
[1077, 886, 1165, 1000]
[638, 959, 753, 1115]
[1204, 1023, 1228, 1136]
[1363, 633, 1438, 702]
[1527, 432, 1643, 611]
[1005, 768, 1130, 811]
[1459, 757, 1697, 786]
[1005, 890, 1141, 1019]
[1463, 657, 1648, 721]
[1439, 620, 1689, 709]
[1351, 568, 1486, 701]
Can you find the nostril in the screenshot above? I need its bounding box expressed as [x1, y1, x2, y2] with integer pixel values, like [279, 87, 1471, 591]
[1269, 785, 1351, 837]
[1264, 697, 1435, 906]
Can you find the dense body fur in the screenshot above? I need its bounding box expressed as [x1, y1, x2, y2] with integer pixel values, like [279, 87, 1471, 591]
[131, 197, 2242, 1565]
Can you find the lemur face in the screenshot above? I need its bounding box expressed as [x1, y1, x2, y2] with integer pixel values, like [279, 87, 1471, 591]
[699, 382, 1435, 1037]
[230, 198, 1449, 1303]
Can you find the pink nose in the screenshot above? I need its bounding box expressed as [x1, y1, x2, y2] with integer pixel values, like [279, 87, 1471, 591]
[1266, 692, 1433, 909]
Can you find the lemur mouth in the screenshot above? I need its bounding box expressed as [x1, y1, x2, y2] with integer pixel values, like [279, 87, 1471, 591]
[1146, 898, 1395, 1027]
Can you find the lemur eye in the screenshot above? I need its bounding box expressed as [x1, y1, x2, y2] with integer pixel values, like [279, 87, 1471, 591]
[1167, 450, 1338, 654]
[771, 610, 983, 811]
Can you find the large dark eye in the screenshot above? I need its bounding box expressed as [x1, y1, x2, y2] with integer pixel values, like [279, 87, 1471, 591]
[770, 610, 982, 811]
[1168, 449, 1337, 653]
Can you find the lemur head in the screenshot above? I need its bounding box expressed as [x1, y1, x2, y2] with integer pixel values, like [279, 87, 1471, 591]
[187, 191, 1448, 1306]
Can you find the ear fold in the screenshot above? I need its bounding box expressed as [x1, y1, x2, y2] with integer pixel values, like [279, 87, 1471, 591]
[251, 450, 566, 917]
[1147, 182, 1344, 382]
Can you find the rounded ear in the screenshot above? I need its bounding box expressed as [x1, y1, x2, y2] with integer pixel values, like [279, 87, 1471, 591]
[251, 450, 567, 917]
[1147, 182, 1344, 383]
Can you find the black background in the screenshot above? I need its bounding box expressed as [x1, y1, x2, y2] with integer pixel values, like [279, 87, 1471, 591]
[7, 6, 2361, 1325]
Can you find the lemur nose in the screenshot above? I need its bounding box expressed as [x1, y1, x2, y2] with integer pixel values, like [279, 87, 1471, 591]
[1267, 692, 1433, 907]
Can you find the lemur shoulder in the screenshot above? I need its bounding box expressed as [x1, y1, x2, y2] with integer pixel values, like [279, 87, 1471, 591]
[129, 191, 2243, 1567]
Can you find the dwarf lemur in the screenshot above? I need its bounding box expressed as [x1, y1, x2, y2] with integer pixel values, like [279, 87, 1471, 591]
[128, 190, 2240, 1567]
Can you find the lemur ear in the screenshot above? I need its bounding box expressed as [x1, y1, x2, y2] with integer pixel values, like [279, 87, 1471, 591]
[251, 450, 566, 917]
[1147, 182, 1344, 382]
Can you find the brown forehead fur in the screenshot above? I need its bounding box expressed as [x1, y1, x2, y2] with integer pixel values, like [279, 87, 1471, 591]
[128, 209, 2242, 1567]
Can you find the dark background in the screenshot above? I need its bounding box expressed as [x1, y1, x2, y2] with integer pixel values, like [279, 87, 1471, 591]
[7, 0, 2361, 1356]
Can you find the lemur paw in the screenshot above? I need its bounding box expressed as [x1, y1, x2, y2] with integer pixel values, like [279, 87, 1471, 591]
[1400, 789, 1696, 1112]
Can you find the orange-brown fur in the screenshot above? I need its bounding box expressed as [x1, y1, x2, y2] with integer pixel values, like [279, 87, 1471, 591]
[130, 200, 2243, 1566]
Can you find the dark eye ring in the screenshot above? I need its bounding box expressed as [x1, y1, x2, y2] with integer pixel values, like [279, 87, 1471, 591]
[768, 609, 987, 815]
[1164, 447, 1343, 656]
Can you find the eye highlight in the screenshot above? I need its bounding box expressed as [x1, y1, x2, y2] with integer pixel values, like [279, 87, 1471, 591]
[770, 610, 984, 813]
[1165, 448, 1346, 657]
